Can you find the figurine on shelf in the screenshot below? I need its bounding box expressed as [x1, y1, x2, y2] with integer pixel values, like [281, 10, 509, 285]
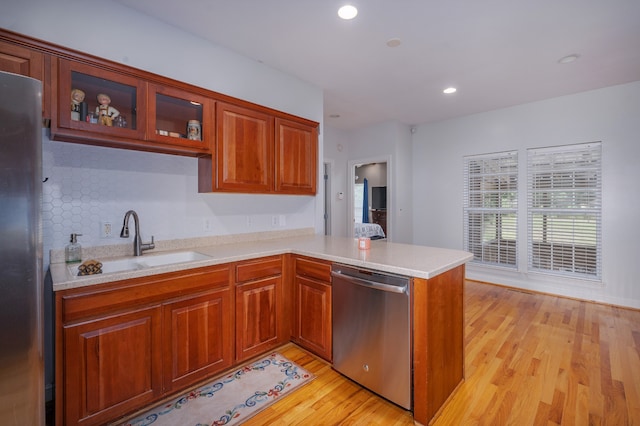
[70, 88, 85, 121]
[95, 93, 120, 126]
[187, 120, 201, 141]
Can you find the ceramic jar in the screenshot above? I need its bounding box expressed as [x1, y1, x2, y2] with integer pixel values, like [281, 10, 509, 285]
[187, 120, 201, 141]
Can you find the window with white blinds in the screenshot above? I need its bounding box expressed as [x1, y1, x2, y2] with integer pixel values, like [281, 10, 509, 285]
[464, 151, 518, 268]
[527, 142, 602, 279]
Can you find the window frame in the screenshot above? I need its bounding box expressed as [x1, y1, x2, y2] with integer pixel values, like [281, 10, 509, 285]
[527, 142, 602, 280]
[463, 150, 519, 269]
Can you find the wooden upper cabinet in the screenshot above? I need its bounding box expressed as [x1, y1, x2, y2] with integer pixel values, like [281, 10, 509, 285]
[1, 30, 319, 190]
[0, 38, 49, 120]
[147, 83, 214, 153]
[0, 39, 43, 77]
[275, 118, 318, 195]
[215, 102, 274, 192]
[52, 57, 147, 147]
[51, 57, 213, 156]
[199, 104, 319, 195]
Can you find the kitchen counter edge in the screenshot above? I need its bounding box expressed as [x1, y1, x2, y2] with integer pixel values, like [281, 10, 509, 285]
[50, 235, 473, 291]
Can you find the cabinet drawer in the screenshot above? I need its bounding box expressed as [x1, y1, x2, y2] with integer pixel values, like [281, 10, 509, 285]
[295, 256, 331, 282]
[235, 256, 282, 283]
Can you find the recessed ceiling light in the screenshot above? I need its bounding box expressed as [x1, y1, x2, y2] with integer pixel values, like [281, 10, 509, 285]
[558, 54, 580, 64]
[338, 5, 358, 20]
[386, 38, 402, 48]
[443, 87, 457, 94]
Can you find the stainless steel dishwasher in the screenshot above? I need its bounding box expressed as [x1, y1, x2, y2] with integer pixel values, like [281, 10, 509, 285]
[332, 263, 412, 410]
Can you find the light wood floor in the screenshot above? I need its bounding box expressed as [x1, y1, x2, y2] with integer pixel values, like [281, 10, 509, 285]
[247, 280, 640, 425]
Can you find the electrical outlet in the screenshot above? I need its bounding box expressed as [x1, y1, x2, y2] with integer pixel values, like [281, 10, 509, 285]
[203, 217, 212, 231]
[100, 221, 112, 238]
[246, 215, 252, 228]
[279, 215, 286, 227]
[271, 215, 279, 227]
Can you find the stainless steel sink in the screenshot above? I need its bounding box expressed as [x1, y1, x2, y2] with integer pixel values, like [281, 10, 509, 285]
[68, 251, 212, 277]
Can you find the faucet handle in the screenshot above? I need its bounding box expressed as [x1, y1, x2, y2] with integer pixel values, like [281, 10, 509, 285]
[141, 235, 155, 252]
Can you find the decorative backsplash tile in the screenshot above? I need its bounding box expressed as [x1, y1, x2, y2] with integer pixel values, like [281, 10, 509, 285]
[41, 132, 316, 266]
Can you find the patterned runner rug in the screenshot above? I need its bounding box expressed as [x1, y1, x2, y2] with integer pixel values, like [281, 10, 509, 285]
[121, 352, 315, 426]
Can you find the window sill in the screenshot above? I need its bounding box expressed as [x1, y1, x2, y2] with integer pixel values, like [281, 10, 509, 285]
[467, 263, 604, 291]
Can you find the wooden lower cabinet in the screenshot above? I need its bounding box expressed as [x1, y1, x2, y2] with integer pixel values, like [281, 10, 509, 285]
[56, 265, 233, 426]
[291, 256, 332, 361]
[234, 256, 285, 362]
[62, 306, 163, 426]
[56, 252, 465, 426]
[162, 287, 233, 393]
[235, 276, 281, 361]
[412, 265, 465, 425]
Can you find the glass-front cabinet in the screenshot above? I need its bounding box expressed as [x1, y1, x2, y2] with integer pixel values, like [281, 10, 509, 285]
[55, 58, 146, 142]
[52, 58, 212, 156]
[147, 83, 214, 152]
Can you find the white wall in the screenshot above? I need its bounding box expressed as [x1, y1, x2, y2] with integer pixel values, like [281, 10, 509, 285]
[335, 121, 414, 243]
[1, 0, 325, 258]
[412, 81, 640, 308]
[323, 126, 350, 237]
[41, 139, 317, 251]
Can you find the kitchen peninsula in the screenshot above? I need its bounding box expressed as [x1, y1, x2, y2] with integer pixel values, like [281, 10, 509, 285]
[51, 231, 472, 426]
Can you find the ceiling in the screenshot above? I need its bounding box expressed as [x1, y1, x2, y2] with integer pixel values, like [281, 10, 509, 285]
[114, 0, 640, 130]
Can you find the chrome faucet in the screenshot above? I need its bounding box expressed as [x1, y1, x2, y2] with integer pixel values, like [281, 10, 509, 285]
[120, 210, 155, 256]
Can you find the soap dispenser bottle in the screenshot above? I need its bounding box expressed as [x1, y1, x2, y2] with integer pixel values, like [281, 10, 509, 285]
[65, 233, 83, 264]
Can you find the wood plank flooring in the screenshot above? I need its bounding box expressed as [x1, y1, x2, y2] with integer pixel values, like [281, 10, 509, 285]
[246, 281, 640, 425]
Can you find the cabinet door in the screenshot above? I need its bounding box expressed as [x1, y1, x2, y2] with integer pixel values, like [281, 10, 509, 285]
[147, 83, 214, 154]
[235, 276, 281, 361]
[63, 307, 162, 426]
[52, 58, 147, 146]
[163, 288, 233, 392]
[275, 118, 317, 195]
[0, 39, 43, 77]
[216, 102, 274, 192]
[292, 256, 332, 360]
[295, 276, 332, 360]
[0, 39, 48, 119]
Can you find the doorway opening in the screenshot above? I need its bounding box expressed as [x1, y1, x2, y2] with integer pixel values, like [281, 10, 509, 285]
[348, 156, 391, 240]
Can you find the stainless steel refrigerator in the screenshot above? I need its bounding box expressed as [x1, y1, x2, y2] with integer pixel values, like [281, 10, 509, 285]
[0, 71, 44, 425]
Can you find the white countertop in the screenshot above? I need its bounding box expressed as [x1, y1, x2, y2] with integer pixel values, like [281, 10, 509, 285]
[50, 234, 473, 291]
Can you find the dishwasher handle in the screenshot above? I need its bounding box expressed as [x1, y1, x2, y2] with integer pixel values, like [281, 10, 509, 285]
[331, 270, 408, 294]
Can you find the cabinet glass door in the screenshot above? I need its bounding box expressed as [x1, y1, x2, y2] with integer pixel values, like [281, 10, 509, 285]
[72, 71, 137, 128]
[57, 59, 145, 139]
[148, 84, 213, 153]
